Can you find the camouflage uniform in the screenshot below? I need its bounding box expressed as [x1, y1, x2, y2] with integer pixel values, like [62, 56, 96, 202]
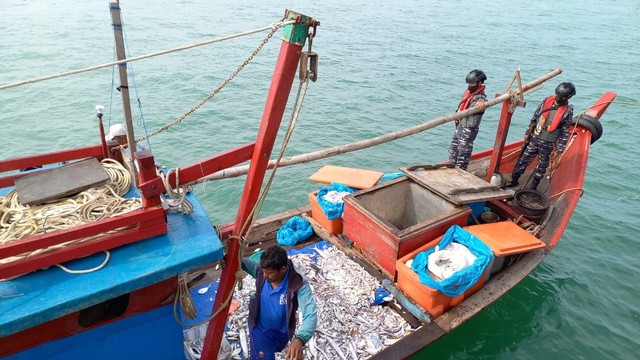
[448, 93, 487, 170]
[511, 100, 573, 187]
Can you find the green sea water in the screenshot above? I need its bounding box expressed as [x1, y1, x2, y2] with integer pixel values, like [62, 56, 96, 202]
[1, 0, 638, 359]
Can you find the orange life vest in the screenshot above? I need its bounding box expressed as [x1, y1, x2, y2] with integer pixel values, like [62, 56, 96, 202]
[458, 85, 486, 111]
[539, 96, 568, 132]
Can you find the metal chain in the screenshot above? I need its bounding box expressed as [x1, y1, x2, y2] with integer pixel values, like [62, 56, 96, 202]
[133, 17, 286, 145]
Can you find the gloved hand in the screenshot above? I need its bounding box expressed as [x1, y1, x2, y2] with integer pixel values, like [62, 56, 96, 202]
[548, 151, 562, 170]
[474, 101, 487, 111]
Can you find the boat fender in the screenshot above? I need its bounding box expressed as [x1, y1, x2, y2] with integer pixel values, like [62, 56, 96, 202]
[571, 114, 603, 144]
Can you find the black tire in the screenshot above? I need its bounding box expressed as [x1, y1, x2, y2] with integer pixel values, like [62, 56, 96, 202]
[571, 114, 603, 144]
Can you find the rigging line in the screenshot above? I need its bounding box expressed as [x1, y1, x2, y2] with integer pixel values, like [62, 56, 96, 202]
[0, 19, 296, 91]
[120, 11, 152, 152]
[108, 47, 116, 129]
[175, 77, 311, 329]
[131, 20, 281, 144]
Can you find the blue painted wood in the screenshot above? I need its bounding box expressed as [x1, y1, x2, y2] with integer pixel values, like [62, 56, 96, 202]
[0, 190, 224, 337]
[5, 305, 185, 360]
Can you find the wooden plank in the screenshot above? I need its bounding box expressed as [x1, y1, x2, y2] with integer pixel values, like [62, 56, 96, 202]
[0, 145, 104, 173]
[400, 164, 513, 205]
[371, 321, 447, 360]
[0, 207, 166, 259]
[14, 158, 110, 206]
[308, 165, 384, 189]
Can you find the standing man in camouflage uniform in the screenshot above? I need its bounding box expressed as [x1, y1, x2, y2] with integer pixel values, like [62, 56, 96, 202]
[504, 82, 576, 190]
[449, 69, 488, 171]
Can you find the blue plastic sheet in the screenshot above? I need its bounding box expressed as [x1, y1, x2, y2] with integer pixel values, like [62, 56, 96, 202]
[276, 216, 313, 246]
[317, 182, 356, 220]
[411, 225, 493, 297]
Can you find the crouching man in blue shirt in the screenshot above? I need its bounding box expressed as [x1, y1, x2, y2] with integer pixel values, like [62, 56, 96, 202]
[242, 245, 317, 360]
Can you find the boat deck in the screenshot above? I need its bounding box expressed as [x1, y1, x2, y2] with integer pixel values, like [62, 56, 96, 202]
[0, 188, 224, 337]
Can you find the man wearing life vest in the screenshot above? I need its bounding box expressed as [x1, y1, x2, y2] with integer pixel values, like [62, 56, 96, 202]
[504, 82, 576, 190]
[448, 69, 488, 171]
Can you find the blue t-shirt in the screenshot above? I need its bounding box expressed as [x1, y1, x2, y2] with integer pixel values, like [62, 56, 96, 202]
[258, 265, 289, 334]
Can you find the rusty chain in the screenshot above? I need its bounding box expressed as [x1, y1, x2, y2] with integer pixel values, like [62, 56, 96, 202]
[132, 15, 289, 146]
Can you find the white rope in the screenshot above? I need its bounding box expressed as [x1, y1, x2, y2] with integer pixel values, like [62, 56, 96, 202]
[55, 251, 111, 274]
[0, 159, 142, 269]
[0, 20, 295, 91]
[158, 168, 194, 215]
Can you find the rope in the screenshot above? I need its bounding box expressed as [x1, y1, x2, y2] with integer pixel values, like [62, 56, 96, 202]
[55, 251, 111, 274]
[0, 159, 142, 270]
[174, 76, 312, 328]
[158, 168, 194, 214]
[0, 20, 295, 91]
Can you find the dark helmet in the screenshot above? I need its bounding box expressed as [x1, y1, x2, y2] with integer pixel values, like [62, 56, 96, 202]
[555, 82, 576, 101]
[466, 69, 487, 84]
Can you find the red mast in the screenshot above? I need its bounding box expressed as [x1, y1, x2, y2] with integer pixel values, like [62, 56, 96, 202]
[200, 11, 318, 359]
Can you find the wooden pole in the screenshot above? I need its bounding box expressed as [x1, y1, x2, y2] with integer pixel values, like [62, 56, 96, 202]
[109, 2, 139, 186]
[194, 68, 564, 183]
[199, 11, 315, 360]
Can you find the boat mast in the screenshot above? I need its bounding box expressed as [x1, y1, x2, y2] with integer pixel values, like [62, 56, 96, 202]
[109, 2, 139, 186]
[199, 10, 317, 360]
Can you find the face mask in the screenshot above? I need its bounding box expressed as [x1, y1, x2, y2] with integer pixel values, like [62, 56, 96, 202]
[468, 85, 479, 92]
[556, 97, 568, 106]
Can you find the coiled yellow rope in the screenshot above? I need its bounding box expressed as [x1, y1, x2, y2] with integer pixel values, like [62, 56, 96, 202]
[0, 159, 142, 266]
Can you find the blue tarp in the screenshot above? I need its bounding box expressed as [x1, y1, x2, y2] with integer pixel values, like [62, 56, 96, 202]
[276, 216, 313, 246]
[411, 225, 494, 297]
[317, 182, 356, 220]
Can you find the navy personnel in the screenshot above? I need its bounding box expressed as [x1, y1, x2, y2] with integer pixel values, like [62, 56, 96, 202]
[504, 82, 576, 190]
[448, 69, 488, 171]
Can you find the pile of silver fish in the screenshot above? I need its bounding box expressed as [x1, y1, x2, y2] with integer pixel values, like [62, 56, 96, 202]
[224, 244, 412, 359]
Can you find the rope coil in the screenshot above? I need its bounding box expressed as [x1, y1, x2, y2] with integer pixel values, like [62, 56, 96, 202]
[0, 159, 142, 270]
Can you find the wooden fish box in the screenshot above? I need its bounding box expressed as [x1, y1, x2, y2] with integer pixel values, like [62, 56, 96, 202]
[342, 177, 471, 277]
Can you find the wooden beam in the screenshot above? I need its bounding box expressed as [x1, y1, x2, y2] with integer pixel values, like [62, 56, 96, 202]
[0, 145, 104, 174]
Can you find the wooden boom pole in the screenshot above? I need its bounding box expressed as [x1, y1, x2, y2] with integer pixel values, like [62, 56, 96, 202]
[194, 68, 564, 183]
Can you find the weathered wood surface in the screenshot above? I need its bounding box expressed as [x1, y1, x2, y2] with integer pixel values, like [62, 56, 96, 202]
[401, 164, 513, 205]
[308, 165, 383, 189]
[14, 158, 110, 206]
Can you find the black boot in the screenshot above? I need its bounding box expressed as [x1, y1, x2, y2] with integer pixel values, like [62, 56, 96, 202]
[501, 176, 519, 189]
[529, 179, 540, 190]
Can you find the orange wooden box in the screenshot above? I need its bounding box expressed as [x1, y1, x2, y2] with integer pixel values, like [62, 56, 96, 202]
[395, 233, 489, 318]
[308, 191, 343, 235]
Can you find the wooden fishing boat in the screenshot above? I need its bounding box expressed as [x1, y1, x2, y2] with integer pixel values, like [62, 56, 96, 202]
[0, 3, 616, 360]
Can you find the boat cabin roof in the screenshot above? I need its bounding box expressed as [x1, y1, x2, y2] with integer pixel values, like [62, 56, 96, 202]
[0, 188, 223, 337]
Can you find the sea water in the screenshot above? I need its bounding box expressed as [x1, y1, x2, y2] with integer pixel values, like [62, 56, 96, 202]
[1, 0, 639, 359]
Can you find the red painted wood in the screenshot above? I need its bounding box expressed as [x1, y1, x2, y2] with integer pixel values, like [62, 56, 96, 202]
[0, 277, 178, 356]
[201, 40, 304, 360]
[585, 91, 616, 118]
[98, 119, 110, 160]
[166, 142, 255, 187]
[0, 207, 165, 258]
[0, 145, 104, 173]
[0, 219, 166, 280]
[135, 149, 162, 208]
[486, 99, 515, 182]
[342, 187, 472, 277]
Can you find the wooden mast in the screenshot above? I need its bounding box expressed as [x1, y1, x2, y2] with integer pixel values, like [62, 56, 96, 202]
[199, 11, 316, 360]
[109, 2, 139, 186]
